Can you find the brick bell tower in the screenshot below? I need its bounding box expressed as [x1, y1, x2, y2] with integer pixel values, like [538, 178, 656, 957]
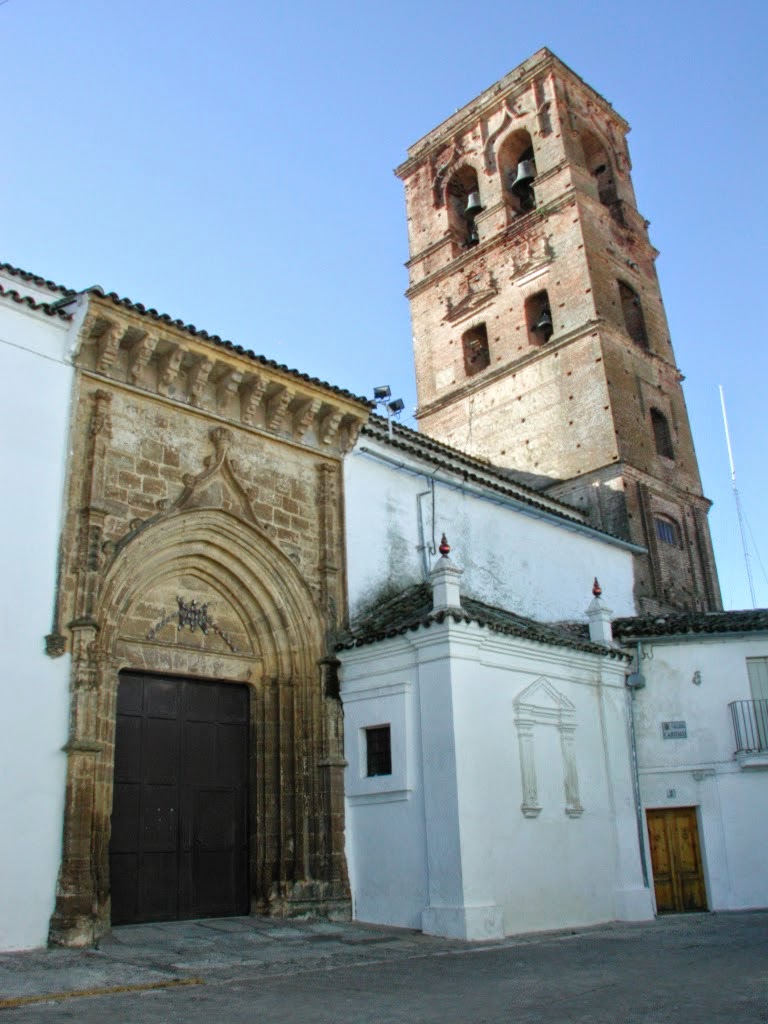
[395, 49, 721, 614]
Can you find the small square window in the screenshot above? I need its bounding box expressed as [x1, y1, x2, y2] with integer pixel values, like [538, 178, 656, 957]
[654, 516, 679, 546]
[365, 725, 392, 777]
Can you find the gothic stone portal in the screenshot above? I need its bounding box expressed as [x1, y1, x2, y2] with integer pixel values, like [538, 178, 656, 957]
[48, 386, 352, 946]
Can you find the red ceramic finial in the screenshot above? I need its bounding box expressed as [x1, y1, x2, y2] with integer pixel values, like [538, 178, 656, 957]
[439, 534, 451, 557]
[592, 577, 602, 597]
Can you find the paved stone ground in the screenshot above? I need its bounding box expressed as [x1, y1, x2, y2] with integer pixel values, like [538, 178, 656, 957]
[0, 912, 766, 1022]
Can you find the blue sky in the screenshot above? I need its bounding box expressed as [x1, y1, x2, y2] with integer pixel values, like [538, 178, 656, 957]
[2, 0, 766, 609]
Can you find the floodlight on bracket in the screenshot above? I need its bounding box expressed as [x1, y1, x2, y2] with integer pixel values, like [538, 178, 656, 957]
[373, 385, 405, 439]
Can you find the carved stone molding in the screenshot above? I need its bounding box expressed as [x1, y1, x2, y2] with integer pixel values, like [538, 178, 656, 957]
[444, 272, 499, 324]
[128, 333, 157, 383]
[75, 301, 369, 456]
[147, 595, 239, 653]
[45, 632, 67, 658]
[430, 138, 465, 208]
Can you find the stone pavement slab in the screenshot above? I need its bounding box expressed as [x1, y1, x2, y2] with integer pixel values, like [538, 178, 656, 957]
[0, 912, 766, 1022]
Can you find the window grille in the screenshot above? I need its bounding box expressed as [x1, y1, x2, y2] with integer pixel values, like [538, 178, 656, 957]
[654, 516, 679, 546]
[366, 725, 392, 777]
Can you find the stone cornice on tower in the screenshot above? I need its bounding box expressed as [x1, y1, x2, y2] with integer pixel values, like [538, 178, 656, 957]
[395, 48, 629, 179]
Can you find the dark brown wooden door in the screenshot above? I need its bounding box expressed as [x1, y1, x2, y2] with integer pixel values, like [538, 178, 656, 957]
[646, 807, 707, 913]
[110, 673, 249, 925]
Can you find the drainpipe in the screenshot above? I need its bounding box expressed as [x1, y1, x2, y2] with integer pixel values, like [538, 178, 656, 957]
[416, 476, 437, 578]
[626, 640, 649, 888]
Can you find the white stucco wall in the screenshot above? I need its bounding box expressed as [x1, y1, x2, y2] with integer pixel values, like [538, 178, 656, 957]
[341, 616, 652, 939]
[632, 633, 768, 912]
[344, 438, 638, 624]
[342, 644, 430, 928]
[0, 293, 78, 949]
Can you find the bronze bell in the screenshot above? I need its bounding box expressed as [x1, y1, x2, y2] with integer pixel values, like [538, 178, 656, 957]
[464, 190, 483, 218]
[510, 159, 536, 197]
[532, 308, 553, 339]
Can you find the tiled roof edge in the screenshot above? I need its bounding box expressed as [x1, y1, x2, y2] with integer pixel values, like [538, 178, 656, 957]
[363, 418, 582, 517]
[339, 601, 627, 660]
[0, 282, 74, 321]
[361, 420, 640, 551]
[0, 262, 75, 296]
[613, 609, 768, 639]
[91, 289, 373, 408]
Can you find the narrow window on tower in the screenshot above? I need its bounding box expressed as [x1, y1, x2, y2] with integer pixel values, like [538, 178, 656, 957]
[581, 129, 619, 211]
[462, 324, 490, 376]
[526, 291, 553, 345]
[654, 515, 680, 547]
[650, 408, 674, 460]
[618, 281, 649, 349]
[365, 725, 392, 777]
[499, 130, 537, 215]
[446, 166, 482, 249]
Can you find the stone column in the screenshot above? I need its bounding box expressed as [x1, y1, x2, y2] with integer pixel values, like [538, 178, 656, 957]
[49, 627, 105, 947]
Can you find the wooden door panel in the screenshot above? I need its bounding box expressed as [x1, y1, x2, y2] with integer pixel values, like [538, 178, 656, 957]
[143, 719, 179, 783]
[646, 810, 676, 912]
[647, 807, 707, 913]
[110, 673, 249, 925]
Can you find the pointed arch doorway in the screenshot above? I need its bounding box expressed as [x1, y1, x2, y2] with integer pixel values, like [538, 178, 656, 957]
[50, 505, 350, 945]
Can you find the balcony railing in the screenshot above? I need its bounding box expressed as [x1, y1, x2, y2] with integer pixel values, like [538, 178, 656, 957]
[729, 699, 768, 754]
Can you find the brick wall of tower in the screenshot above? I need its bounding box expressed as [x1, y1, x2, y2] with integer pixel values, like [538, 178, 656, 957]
[397, 49, 721, 612]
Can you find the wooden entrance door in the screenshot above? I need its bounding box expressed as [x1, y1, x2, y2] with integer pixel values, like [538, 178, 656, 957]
[646, 807, 707, 913]
[109, 673, 250, 925]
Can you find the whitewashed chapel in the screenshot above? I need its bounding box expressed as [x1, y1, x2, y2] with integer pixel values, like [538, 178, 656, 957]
[1, 50, 767, 952]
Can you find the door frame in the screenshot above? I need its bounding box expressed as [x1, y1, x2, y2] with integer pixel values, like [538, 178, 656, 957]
[645, 804, 709, 914]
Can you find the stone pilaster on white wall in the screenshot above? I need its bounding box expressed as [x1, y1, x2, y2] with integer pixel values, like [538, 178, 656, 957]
[560, 723, 584, 817]
[516, 721, 541, 818]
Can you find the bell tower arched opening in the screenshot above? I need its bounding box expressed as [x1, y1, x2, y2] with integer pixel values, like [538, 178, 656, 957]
[498, 129, 537, 214]
[446, 165, 482, 248]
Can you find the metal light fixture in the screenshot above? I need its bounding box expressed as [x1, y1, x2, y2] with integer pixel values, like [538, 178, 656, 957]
[373, 386, 405, 439]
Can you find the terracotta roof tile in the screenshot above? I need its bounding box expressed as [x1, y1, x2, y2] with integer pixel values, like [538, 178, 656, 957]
[0, 282, 74, 320]
[0, 261, 373, 406]
[613, 609, 768, 639]
[0, 261, 74, 296]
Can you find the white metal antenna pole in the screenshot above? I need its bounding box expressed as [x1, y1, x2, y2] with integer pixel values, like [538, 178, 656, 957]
[719, 385, 756, 608]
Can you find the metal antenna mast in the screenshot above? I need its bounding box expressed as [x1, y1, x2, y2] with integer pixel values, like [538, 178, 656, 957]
[719, 385, 756, 608]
